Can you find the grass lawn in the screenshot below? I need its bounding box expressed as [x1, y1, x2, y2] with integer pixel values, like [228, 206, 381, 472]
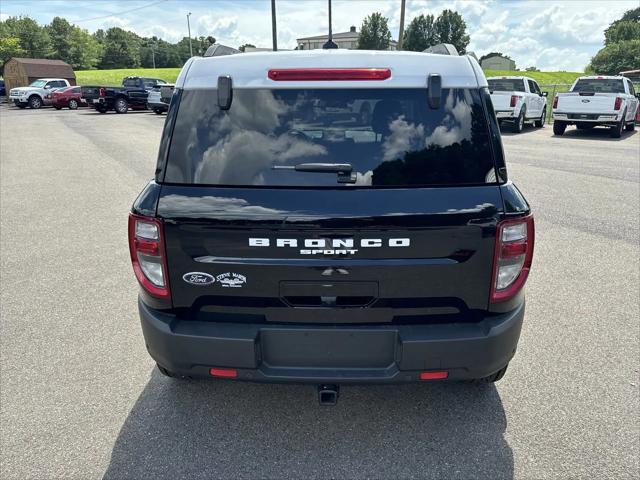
[483, 69, 582, 86]
[76, 67, 584, 89]
[75, 68, 181, 85]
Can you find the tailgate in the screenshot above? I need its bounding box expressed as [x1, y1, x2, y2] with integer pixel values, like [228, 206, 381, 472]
[81, 86, 102, 100]
[490, 92, 513, 111]
[556, 93, 616, 113]
[158, 185, 503, 323]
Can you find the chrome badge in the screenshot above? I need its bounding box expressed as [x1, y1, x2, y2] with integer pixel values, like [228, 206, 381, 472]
[182, 272, 215, 286]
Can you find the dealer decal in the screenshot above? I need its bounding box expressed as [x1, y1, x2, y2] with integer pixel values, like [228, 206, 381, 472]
[216, 272, 247, 288]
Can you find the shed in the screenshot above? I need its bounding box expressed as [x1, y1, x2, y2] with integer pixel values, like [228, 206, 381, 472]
[480, 54, 516, 71]
[3, 58, 76, 97]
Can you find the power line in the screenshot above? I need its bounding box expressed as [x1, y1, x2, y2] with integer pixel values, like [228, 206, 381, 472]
[71, 0, 169, 24]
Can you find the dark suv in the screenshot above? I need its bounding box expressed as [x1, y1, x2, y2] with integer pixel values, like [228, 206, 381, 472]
[128, 52, 534, 400]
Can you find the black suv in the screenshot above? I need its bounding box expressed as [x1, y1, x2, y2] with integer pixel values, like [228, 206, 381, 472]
[128, 52, 534, 397]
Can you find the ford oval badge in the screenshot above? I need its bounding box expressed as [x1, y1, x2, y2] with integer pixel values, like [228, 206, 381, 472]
[182, 272, 215, 286]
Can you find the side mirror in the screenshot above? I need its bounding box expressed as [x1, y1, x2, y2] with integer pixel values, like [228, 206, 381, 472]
[44, 85, 50, 90]
[541, 91, 548, 97]
[636, 93, 640, 100]
[217, 75, 233, 110]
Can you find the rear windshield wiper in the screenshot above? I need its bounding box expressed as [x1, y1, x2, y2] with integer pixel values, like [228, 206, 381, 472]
[272, 163, 357, 183]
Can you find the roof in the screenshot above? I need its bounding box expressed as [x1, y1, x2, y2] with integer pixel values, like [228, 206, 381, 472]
[298, 31, 359, 41]
[487, 76, 536, 82]
[177, 50, 486, 90]
[481, 54, 513, 60]
[576, 75, 626, 79]
[8, 58, 75, 79]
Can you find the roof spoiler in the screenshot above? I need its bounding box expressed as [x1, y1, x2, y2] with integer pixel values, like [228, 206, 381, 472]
[204, 43, 241, 57]
[422, 43, 459, 56]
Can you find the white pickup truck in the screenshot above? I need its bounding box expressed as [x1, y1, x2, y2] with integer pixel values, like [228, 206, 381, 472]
[9, 78, 71, 109]
[552, 75, 639, 138]
[487, 76, 547, 133]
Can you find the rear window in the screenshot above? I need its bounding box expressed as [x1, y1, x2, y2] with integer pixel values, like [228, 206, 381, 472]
[488, 79, 525, 92]
[164, 88, 496, 187]
[573, 79, 625, 93]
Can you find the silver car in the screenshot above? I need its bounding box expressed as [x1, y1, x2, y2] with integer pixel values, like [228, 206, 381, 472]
[147, 85, 168, 114]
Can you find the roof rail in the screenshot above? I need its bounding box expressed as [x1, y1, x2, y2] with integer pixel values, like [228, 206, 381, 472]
[422, 43, 459, 56]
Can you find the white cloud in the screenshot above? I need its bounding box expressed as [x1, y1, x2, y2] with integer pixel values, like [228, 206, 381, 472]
[1, 0, 635, 72]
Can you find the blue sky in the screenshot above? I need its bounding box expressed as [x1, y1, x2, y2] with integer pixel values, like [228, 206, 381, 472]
[1, 0, 636, 71]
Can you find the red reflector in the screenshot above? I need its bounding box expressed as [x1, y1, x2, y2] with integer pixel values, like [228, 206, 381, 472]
[420, 371, 448, 380]
[210, 368, 237, 378]
[134, 237, 159, 255]
[501, 241, 527, 258]
[553, 96, 558, 108]
[268, 68, 391, 81]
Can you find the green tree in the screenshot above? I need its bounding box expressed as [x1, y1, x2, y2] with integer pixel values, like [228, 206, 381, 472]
[99, 27, 141, 69]
[589, 7, 640, 74]
[589, 39, 640, 74]
[604, 21, 640, 45]
[357, 12, 392, 50]
[196, 35, 216, 55]
[67, 27, 102, 69]
[93, 29, 106, 44]
[1, 16, 52, 58]
[402, 14, 436, 52]
[433, 9, 470, 53]
[46, 16, 73, 61]
[0, 37, 25, 74]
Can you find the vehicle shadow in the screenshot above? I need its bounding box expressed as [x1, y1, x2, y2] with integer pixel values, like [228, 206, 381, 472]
[552, 126, 638, 141]
[499, 125, 541, 136]
[103, 369, 513, 479]
[77, 110, 151, 115]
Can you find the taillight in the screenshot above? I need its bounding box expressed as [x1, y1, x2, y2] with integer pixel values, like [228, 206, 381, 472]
[510, 95, 519, 107]
[268, 68, 391, 81]
[553, 96, 558, 108]
[128, 213, 170, 298]
[99, 87, 106, 97]
[490, 215, 535, 303]
[614, 97, 622, 110]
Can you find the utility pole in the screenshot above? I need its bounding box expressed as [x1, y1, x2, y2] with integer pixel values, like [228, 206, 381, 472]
[323, 0, 338, 49]
[187, 12, 193, 57]
[151, 43, 156, 68]
[397, 0, 406, 50]
[271, 0, 277, 51]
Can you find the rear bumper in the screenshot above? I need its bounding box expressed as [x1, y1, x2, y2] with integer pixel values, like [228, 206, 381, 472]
[139, 298, 525, 383]
[553, 112, 621, 124]
[495, 110, 516, 119]
[147, 101, 168, 110]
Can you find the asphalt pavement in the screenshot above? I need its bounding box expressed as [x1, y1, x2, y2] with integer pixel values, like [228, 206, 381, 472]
[1, 105, 638, 479]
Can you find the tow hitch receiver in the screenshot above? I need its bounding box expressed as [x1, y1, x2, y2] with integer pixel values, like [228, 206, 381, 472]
[318, 384, 339, 406]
